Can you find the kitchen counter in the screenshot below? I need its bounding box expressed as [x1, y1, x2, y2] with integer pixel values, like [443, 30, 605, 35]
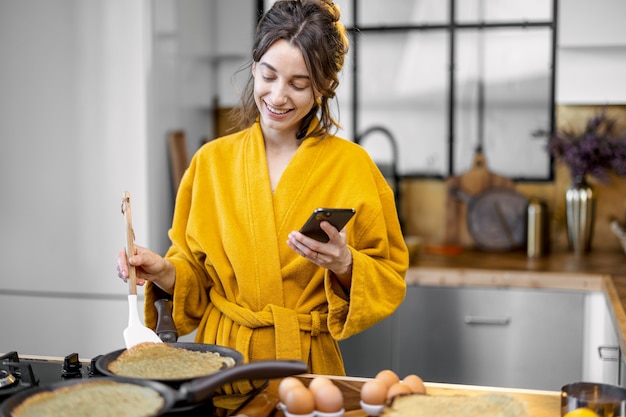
[406, 250, 626, 291]
[407, 249, 626, 381]
[237, 375, 561, 417]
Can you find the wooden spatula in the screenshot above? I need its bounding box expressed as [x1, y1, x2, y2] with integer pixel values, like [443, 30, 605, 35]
[121, 191, 162, 348]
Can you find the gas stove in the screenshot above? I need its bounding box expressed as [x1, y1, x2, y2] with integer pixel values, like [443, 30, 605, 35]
[0, 351, 96, 403]
[0, 350, 264, 416]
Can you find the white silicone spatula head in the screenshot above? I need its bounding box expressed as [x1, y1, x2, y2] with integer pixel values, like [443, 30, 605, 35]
[121, 192, 162, 349]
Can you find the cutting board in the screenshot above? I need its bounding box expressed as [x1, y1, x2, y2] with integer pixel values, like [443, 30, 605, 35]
[444, 150, 516, 247]
[234, 376, 560, 417]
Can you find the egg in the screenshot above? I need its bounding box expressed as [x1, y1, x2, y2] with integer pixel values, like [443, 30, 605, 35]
[278, 377, 306, 404]
[360, 379, 388, 406]
[308, 376, 333, 397]
[386, 382, 411, 401]
[283, 385, 315, 415]
[402, 374, 426, 394]
[313, 381, 344, 413]
[375, 369, 400, 389]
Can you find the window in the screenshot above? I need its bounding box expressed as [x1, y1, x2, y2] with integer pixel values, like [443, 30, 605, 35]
[335, 0, 556, 180]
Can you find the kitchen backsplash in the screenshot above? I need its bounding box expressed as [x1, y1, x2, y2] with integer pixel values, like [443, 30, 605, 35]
[402, 105, 626, 253]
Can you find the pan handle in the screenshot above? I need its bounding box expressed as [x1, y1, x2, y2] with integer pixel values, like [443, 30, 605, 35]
[154, 299, 178, 342]
[180, 360, 307, 404]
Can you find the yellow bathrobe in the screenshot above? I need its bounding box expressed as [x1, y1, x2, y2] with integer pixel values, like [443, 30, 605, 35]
[145, 121, 408, 376]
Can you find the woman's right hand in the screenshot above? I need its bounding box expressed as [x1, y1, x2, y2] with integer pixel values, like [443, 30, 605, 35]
[115, 245, 176, 294]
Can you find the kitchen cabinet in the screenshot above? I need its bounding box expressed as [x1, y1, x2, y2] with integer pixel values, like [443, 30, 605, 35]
[583, 291, 620, 386]
[396, 286, 584, 391]
[339, 312, 395, 377]
[340, 285, 585, 391]
[558, 0, 626, 48]
[556, 0, 626, 104]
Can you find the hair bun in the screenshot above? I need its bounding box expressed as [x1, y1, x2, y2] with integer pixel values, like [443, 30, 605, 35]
[302, 0, 341, 22]
[323, 0, 341, 22]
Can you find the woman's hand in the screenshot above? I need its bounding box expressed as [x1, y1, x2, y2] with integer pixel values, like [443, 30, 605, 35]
[287, 221, 353, 289]
[115, 245, 176, 294]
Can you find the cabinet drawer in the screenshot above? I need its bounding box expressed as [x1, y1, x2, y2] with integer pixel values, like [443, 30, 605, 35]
[396, 286, 584, 390]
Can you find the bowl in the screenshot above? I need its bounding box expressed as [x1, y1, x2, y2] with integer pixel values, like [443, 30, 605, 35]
[561, 382, 626, 416]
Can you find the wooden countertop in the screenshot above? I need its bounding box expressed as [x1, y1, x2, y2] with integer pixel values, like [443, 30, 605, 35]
[406, 250, 626, 292]
[237, 375, 561, 417]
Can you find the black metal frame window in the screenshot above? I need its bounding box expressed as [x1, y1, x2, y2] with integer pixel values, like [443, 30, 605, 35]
[340, 0, 556, 181]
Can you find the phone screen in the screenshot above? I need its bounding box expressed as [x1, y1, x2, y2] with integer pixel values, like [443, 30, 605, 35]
[299, 208, 356, 243]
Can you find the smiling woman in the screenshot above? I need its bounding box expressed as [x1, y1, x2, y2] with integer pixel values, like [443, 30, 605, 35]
[112, 0, 408, 379]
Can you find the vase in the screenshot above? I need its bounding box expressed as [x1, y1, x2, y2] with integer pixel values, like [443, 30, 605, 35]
[565, 176, 595, 255]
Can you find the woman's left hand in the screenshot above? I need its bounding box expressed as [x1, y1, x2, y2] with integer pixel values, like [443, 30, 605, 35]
[287, 221, 353, 286]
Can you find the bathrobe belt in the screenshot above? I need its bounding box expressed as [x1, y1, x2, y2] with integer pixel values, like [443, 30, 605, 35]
[210, 288, 329, 361]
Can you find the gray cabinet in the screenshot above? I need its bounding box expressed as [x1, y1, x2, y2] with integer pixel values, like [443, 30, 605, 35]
[339, 315, 395, 377]
[340, 286, 585, 391]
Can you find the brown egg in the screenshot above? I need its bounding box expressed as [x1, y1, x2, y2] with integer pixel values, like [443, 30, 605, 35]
[278, 377, 305, 404]
[313, 382, 344, 413]
[360, 379, 388, 406]
[402, 374, 426, 394]
[308, 376, 333, 397]
[283, 385, 315, 415]
[375, 369, 400, 389]
[386, 382, 411, 400]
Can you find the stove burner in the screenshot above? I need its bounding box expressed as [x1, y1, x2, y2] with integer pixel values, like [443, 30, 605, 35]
[0, 353, 40, 403]
[0, 370, 17, 389]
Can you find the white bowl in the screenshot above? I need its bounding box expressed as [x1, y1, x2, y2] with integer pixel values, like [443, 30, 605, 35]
[360, 401, 384, 416]
[315, 409, 345, 417]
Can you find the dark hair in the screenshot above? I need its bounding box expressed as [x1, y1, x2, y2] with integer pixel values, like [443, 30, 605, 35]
[229, 0, 349, 139]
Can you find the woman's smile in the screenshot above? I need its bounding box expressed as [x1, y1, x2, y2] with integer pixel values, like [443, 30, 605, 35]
[265, 101, 293, 116]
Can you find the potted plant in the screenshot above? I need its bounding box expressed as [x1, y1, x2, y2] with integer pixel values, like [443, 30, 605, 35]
[547, 113, 626, 254]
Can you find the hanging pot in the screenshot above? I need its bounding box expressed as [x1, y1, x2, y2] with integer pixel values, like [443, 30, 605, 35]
[565, 176, 595, 255]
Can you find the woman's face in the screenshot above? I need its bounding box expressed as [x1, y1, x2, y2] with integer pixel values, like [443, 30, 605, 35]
[252, 39, 316, 139]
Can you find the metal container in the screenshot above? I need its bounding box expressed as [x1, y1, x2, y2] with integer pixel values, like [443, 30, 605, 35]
[566, 178, 595, 255]
[527, 197, 549, 258]
[562, 382, 626, 416]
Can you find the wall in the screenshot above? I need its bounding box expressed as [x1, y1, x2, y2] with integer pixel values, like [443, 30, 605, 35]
[0, 0, 151, 358]
[0, 0, 254, 359]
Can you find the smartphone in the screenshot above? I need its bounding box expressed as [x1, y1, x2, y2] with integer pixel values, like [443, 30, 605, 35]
[300, 208, 356, 243]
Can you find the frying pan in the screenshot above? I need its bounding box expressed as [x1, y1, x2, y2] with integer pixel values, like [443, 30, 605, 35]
[95, 342, 244, 386]
[0, 359, 307, 417]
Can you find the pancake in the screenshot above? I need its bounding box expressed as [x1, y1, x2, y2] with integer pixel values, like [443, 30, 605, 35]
[382, 393, 530, 417]
[12, 380, 164, 417]
[108, 342, 236, 380]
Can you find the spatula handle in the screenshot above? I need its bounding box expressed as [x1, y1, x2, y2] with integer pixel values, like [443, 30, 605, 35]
[121, 191, 137, 295]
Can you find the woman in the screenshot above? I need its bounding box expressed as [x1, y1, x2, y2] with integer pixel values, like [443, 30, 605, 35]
[116, 0, 407, 376]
